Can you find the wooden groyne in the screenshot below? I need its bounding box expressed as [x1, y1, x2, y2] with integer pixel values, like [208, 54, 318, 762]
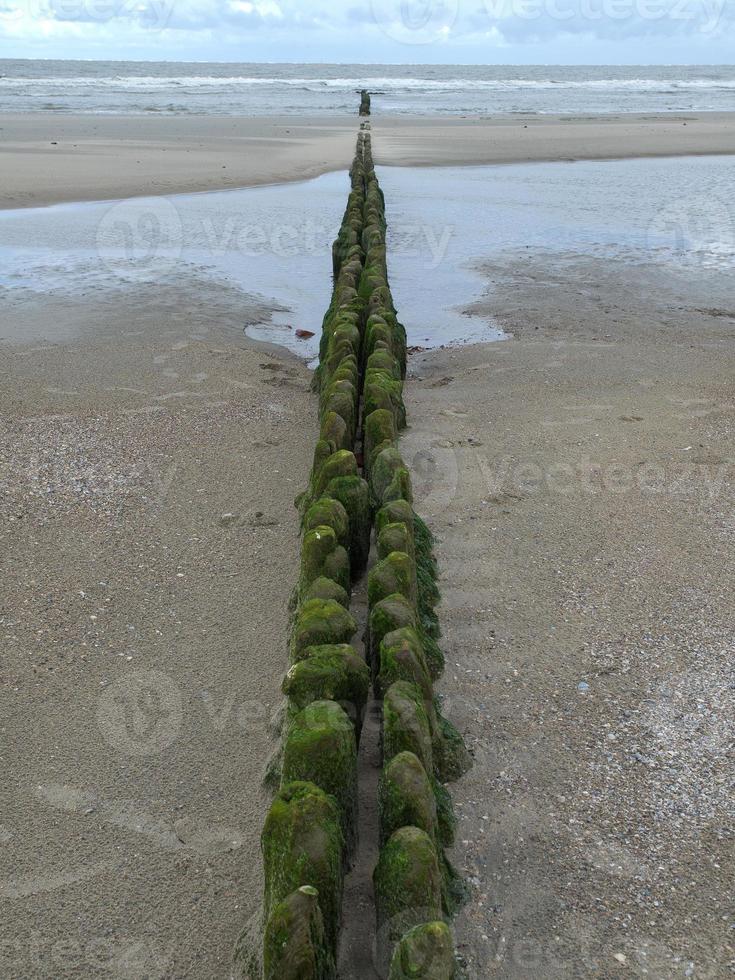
[238, 107, 470, 979]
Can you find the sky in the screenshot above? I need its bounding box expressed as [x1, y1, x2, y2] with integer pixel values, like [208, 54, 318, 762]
[0, 0, 733, 63]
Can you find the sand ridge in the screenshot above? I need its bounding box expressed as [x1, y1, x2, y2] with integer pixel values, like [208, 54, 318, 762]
[2, 111, 735, 210]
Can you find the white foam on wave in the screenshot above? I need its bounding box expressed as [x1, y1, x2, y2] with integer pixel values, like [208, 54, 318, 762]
[3, 74, 735, 92]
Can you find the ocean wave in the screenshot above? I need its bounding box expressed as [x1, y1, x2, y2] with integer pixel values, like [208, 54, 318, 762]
[2, 74, 735, 92]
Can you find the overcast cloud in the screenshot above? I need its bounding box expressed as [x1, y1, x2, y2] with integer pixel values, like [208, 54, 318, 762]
[0, 0, 733, 61]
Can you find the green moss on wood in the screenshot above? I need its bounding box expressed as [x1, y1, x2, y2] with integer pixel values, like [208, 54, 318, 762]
[367, 349, 400, 380]
[382, 681, 433, 775]
[299, 525, 350, 601]
[283, 645, 369, 738]
[304, 498, 350, 550]
[368, 551, 416, 608]
[319, 411, 349, 453]
[373, 826, 442, 941]
[377, 522, 412, 562]
[377, 627, 433, 702]
[303, 576, 350, 609]
[262, 781, 343, 952]
[364, 410, 397, 472]
[367, 593, 416, 674]
[313, 450, 358, 501]
[381, 466, 413, 507]
[388, 921, 456, 980]
[376, 500, 415, 539]
[281, 700, 358, 851]
[364, 376, 406, 431]
[291, 599, 357, 662]
[263, 886, 337, 980]
[379, 751, 438, 846]
[325, 475, 371, 573]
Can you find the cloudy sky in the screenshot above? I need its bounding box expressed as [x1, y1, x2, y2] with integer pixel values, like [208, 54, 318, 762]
[0, 0, 732, 62]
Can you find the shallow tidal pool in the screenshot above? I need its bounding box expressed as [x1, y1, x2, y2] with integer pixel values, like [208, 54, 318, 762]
[1, 155, 733, 357]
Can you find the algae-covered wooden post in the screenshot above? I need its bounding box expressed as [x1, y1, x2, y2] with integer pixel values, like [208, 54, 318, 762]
[244, 118, 471, 979]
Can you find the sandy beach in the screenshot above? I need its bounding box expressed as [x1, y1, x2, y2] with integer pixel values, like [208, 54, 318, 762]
[0, 279, 318, 977]
[407, 263, 735, 978]
[2, 116, 734, 977]
[2, 111, 735, 209]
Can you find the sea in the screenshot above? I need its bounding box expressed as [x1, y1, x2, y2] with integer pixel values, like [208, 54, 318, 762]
[1, 60, 734, 116]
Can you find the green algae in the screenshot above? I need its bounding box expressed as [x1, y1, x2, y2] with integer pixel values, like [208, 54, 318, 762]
[433, 710, 472, 784]
[381, 467, 413, 507]
[366, 348, 400, 379]
[367, 593, 416, 674]
[363, 377, 406, 431]
[303, 576, 350, 610]
[412, 511, 442, 648]
[299, 526, 350, 600]
[388, 921, 456, 980]
[373, 826, 443, 941]
[281, 700, 358, 851]
[263, 886, 337, 980]
[325, 475, 371, 573]
[377, 521, 412, 562]
[261, 781, 343, 951]
[376, 500, 415, 538]
[291, 599, 357, 662]
[378, 751, 438, 846]
[312, 450, 358, 501]
[304, 498, 350, 550]
[370, 447, 408, 506]
[319, 410, 349, 453]
[364, 410, 397, 472]
[382, 681, 434, 775]
[431, 778, 457, 850]
[368, 551, 416, 608]
[283, 645, 369, 738]
[418, 631, 444, 681]
[376, 627, 433, 701]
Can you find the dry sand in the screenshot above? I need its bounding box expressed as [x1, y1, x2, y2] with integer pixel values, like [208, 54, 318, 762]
[372, 111, 735, 168]
[2, 111, 735, 209]
[0, 113, 360, 209]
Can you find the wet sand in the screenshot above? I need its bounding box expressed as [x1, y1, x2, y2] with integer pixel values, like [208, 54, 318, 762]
[2, 111, 735, 209]
[406, 259, 735, 978]
[0, 279, 316, 977]
[4, 251, 733, 977]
